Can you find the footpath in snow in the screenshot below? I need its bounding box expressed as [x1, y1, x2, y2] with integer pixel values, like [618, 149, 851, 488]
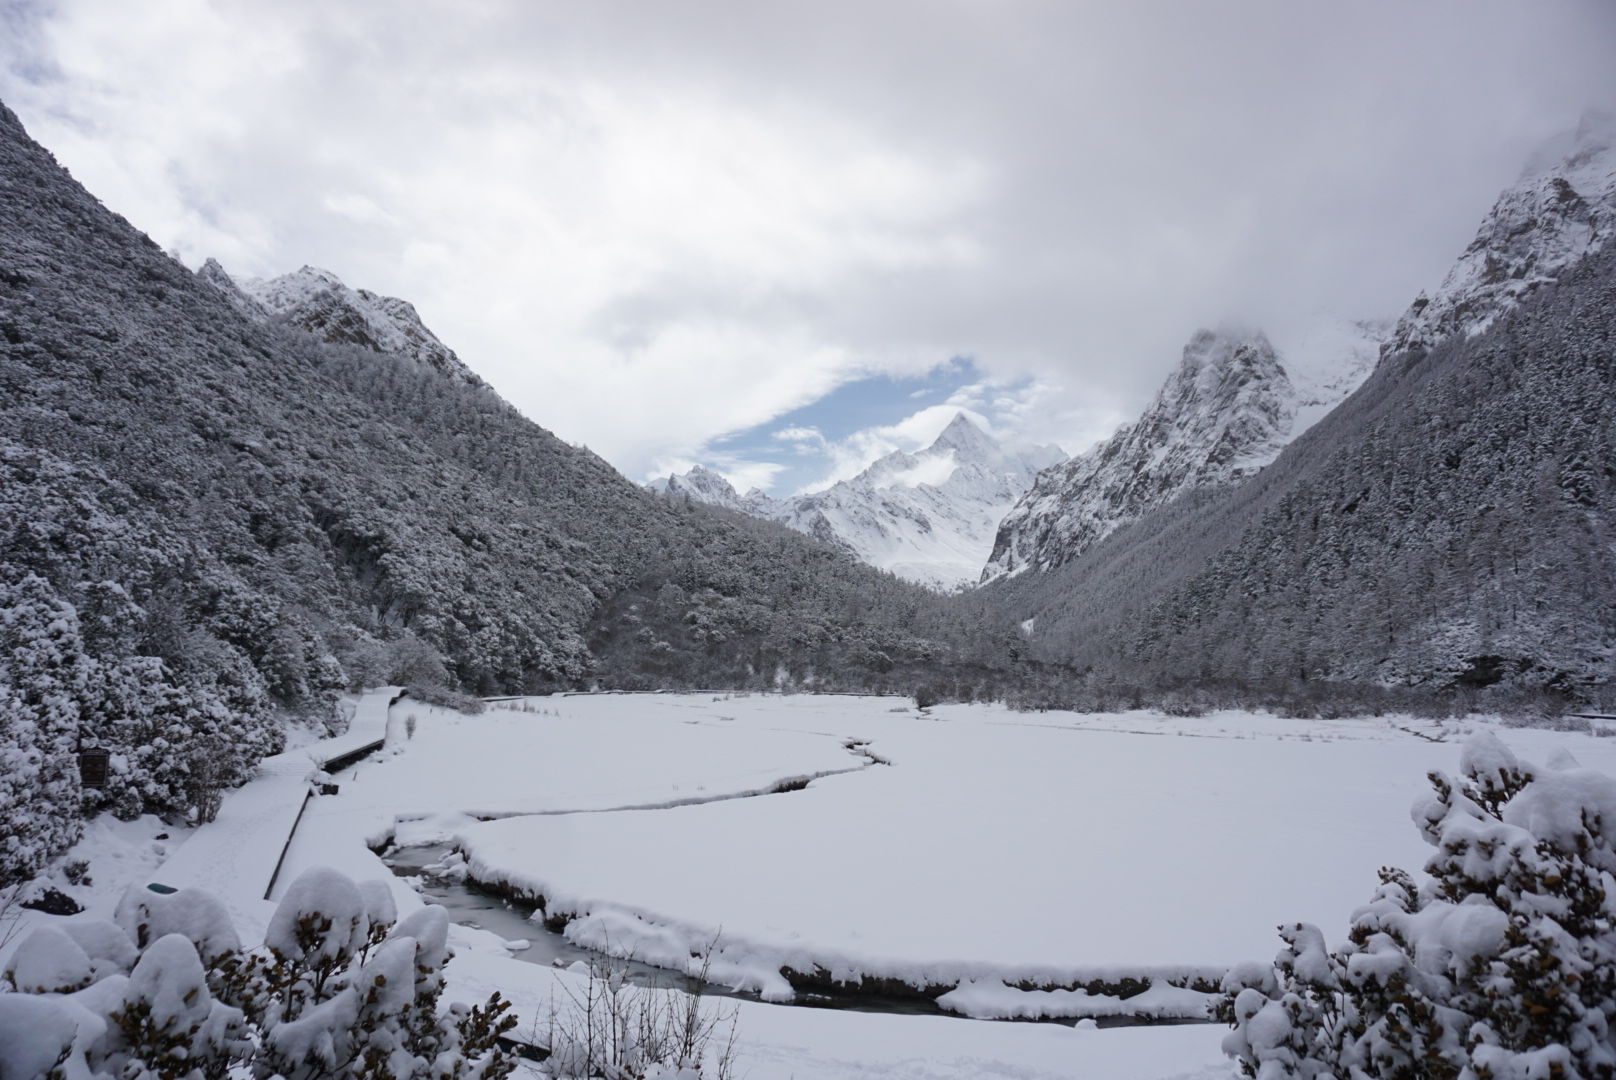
[140, 686, 403, 939]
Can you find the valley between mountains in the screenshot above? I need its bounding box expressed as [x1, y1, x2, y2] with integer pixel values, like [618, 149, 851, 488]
[3, 78, 1616, 1080]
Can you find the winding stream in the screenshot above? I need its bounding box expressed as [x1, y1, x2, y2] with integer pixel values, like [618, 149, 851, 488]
[382, 842, 1207, 1028]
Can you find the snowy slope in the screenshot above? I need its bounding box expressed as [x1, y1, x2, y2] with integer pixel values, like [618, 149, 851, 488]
[651, 414, 1064, 589]
[984, 327, 1374, 579]
[1383, 110, 1616, 360]
[198, 261, 481, 384]
[985, 118, 1616, 584]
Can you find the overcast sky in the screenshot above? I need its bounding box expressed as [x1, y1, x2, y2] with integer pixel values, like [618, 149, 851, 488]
[5, 0, 1615, 492]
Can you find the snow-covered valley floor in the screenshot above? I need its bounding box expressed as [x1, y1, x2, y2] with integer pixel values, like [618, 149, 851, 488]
[16, 691, 1616, 1079]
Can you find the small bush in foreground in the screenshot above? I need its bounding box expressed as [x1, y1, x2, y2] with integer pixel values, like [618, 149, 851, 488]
[1218, 733, 1616, 1078]
[538, 949, 738, 1080]
[0, 867, 515, 1080]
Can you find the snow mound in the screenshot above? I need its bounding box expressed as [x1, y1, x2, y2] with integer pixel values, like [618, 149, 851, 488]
[4, 924, 93, 994]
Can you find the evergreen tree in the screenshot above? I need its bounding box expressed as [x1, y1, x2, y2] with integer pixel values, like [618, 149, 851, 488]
[1220, 734, 1616, 1078]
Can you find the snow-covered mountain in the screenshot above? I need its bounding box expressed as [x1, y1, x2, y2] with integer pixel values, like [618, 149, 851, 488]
[197, 261, 480, 384]
[651, 414, 1065, 589]
[1383, 110, 1616, 360]
[983, 324, 1381, 579]
[647, 465, 772, 515]
[984, 117, 1616, 584]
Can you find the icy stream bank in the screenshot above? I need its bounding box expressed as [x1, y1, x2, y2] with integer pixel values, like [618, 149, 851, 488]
[383, 842, 1212, 1027]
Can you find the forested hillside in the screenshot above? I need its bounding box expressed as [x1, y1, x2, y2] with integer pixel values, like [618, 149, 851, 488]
[0, 101, 1003, 876]
[994, 245, 1616, 702]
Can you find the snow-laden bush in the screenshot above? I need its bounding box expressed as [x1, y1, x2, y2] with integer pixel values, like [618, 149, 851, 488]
[0, 868, 515, 1080]
[1218, 733, 1616, 1079]
[0, 574, 90, 885]
[0, 568, 287, 882]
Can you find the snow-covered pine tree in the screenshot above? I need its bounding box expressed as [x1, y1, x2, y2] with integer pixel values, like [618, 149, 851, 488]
[1219, 733, 1616, 1078]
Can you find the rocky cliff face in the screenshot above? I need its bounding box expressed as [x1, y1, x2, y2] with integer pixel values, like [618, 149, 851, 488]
[651, 413, 1064, 589]
[1383, 111, 1616, 360]
[984, 117, 1616, 584]
[984, 328, 1329, 579]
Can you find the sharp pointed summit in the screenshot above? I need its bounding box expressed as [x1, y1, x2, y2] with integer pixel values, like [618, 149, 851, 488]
[649, 413, 1064, 588]
[928, 412, 1000, 458]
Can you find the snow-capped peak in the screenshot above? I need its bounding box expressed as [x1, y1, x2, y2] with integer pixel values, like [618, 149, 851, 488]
[647, 465, 747, 510]
[1383, 113, 1616, 361]
[983, 324, 1381, 581]
[928, 412, 1001, 460]
[196, 262, 481, 384]
[984, 116, 1616, 585]
[648, 413, 1065, 589]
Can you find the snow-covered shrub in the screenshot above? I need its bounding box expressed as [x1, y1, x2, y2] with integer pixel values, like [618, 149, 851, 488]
[1218, 733, 1616, 1079]
[262, 867, 373, 1015]
[0, 868, 514, 1080]
[114, 886, 241, 966]
[104, 933, 251, 1080]
[0, 573, 90, 884]
[0, 566, 282, 848]
[58, 918, 139, 981]
[3, 924, 94, 994]
[253, 869, 514, 1080]
[401, 684, 485, 715]
[0, 992, 95, 1080]
[83, 655, 267, 823]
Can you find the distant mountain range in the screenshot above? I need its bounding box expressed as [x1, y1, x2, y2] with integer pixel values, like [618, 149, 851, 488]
[5, 88, 1612, 731]
[650, 414, 1064, 588]
[986, 114, 1616, 587]
[0, 98, 994, 731]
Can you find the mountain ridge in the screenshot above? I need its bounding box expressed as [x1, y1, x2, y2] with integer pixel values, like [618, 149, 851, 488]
[197, 260, 483, 385]
[983, 324, 1377, 580]
[651, 413, 1064, 588]
[1382, 111, 1616, 360]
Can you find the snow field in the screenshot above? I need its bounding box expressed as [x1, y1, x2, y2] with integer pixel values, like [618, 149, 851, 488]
[444, 949, 1233, 1080]
[444, 696, 1616, 1020]
[17, 690, 1611, 1080]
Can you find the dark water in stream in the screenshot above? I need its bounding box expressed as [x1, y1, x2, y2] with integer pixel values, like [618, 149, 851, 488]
[383, 843, 730, 998]
[381, 843, 1206, 1028]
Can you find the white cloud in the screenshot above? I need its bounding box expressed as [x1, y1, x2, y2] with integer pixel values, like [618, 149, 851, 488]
[4, 0, 1614, 483]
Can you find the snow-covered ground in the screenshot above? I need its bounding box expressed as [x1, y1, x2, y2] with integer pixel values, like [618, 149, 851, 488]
[446, 697, 1616, 1018]
[235, 690, 1245, 1077]
[16, 690, 1616, 1079]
